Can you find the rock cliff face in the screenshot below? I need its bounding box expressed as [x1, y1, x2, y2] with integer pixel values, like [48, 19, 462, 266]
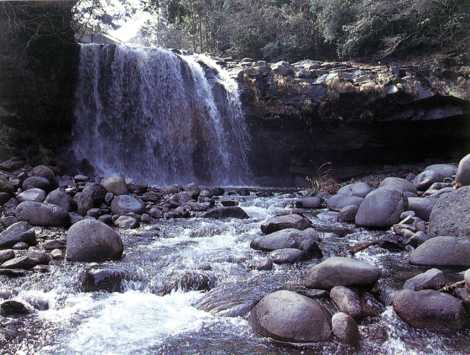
[0, 1, 78, 159]
[227, 58, 470, 184]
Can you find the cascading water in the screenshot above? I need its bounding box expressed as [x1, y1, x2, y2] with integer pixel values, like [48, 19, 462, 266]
[73, 43, 251, 186]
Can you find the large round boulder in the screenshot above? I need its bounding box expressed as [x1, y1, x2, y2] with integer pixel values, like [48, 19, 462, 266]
[355, 188, 407, 228]
[392, 289, 465, 330]
[66, 219, 123, 262]
[261, 214, 312, 234]
[327, 194, 363, 212]
[407, 197, 436, 221]
[45, 188, 72, 212]
[101, 176, 128, 195]
[249, 290, 331, 342]
[429, 186, 470, 237]
[414, 164, 457, 191]
[74, 183, 106, 216]
[337, 182, 373, 198]
[250, 228, 320, 254]
[455, 154, 470, 188]
[111, 195, 145, 215]
[22, 176, 52, 192]
[409, 236, 470, 267]
[30, 165, 56, 182]
[380, 177, 417, 195]
[305, 257, 380, 289]
[16, 201, 69, 227]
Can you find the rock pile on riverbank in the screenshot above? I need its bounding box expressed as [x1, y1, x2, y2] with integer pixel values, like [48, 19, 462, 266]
[2, 154, 470, 347]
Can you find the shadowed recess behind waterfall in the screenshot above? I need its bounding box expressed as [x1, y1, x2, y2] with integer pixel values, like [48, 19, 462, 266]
[72, 44, 251, 186]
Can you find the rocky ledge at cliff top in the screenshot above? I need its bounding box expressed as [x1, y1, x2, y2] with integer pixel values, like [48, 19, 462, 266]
[221, 57, 470, 122]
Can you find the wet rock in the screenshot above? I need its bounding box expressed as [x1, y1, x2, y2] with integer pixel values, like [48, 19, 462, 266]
[0, 222, 35, 249]
[0, 157, 25, 171]
[270, 248, 304, 264]
[332, 312, 360, 345]
[249, 258, 273, 271]
[380, 177, 417, 195]
[0, 192, 11, 204]
[149, 207, 163, 219]
[338, 205, 358, 223]
[405, 231, 431, 247]
[0, 269, 27, 277]
[0, 300, 31, 317]
[22, 176, 51, 192]
[337, 182, 373, 198]
[114, 215, 139, 229]
[164, 206, 190, 219]
[98, 214, 113, 225]
[111, 195, 145, 215]
[50, 249, 64, 260]
[251, 228, 321, 257]
[202, 206, 248, 219]
[74, 183, 106, 216]
[17, 188, 46, 203]
[261, 214, 312, 234]
[44, 188, 72, 212]
[414, 164, 457, 190]
[249, 290, 331, 342]
[0, 176, 14, 194]
[330, 286, 362, 319]
[465, 269, 470, 290]
[82, 267, 126, 292]
[12, 242, 28, 250]
[429, 186, 470, 237]
[69, 212, 83, 225]
[355, 188, 406, 228]
[24, 295, 49, 311]
[101, 176, 128, 195]
[403, 268, 446, 291]
[16, 201, 69, 227]
[168, 191, 192, 207]
[43, 239, 66, 251]
[305, 257, 380, 289]
[27, 250, 51, 265]
[392, 289, 465, 330]
[66, 219, 123, 262]
[161, 270, 216, 294]
[216, 199, 237, 208]
[456, 154, 470, 188]
[0, 250, 14, 264]
[0, 256, 40, 270]
[327, 194, 363, 212]
[410, 236, 470, 267]
[86, 208, 101, 218]
[31, 165, 56, 182]
[295, 197, 321, 209]
[407, 197, 435, 221]
[185, 201, 211, 212]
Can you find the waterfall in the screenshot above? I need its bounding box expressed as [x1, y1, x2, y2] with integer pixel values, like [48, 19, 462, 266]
[72, 44, 251, 186]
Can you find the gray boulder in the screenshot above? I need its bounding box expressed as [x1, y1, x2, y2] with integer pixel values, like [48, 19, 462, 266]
[0, 176, 15, 194]
[17, 188, 46, 203]
[261, 214, 312, 234]
[16, 201, 69, 227]
[250, 228, 320, 254]
[330, 286, 362, 319]
[202, 206, 248, 219]
[429, 186, 470, 237]
[74, 183, 106, 216]
[101, 176, 128, 195]
[249, 290, 331, 342]
[407, 197, 436, 221]
[114, 215, 139, 229]
[0, 300, 31, 317]
[305, 257, 380, 289]
[403, 268, 446, 291]
[337, 182, 373, 198]
[45, 188, 72, 212]
[338, 205, 358, 223]
[414, 164, 457, 190]
[295, 197, 321, 209]
[82, 267, 126, 292]
[270, 248, 304, 264]
[392, 289, 465, 330]
[66, 219, 123, 262]
[327, 194, 363, 212]
[0, 250, 14, 264]
[0, 222, 35, 249]
[380, 177, 417, 195]
[22, 176, 51, 192]
[111, 195, 145, 215]
[456, 154, 470, 188]
[331, 312, 360, 345]
[30, 165, 56, 182]
[355, 188, 407, 228]
[410, 236, 470, 267]
[1, 255, 40, 270]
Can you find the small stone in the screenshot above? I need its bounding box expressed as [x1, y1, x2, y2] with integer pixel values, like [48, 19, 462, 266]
[0, 300, 31, 317]
[270, 248, 304, 264]
[0, 250, 15, 264]
[249, 258, 273, 271]
[332, 312, 360, 345]
[114, 215, 139, 229]
[12, 242, 28, 250]
[50, 249, 64, 260]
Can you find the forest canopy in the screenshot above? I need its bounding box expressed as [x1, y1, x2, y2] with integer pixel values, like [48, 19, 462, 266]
[76, 0, 470, 61]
